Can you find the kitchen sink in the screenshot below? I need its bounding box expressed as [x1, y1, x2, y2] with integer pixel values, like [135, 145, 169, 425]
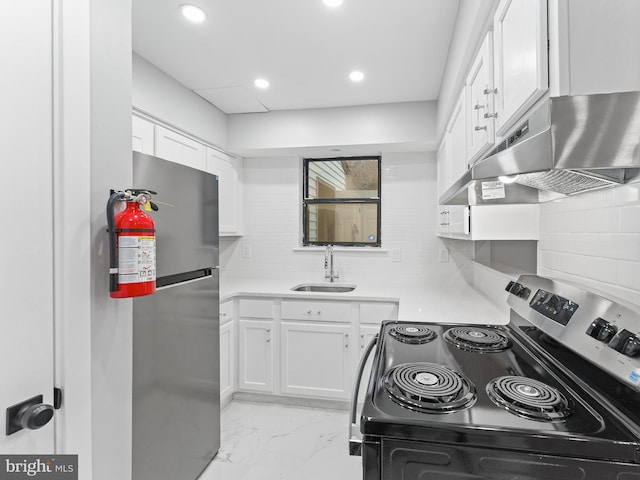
[290, 283, 356, 293]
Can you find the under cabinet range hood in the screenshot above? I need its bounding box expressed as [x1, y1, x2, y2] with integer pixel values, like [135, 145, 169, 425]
[441, 91, 640, 205]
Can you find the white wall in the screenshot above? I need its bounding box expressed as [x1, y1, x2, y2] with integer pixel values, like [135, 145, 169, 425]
[132, 53, 228, 148]
[538, 183, 640, 305]
[227, 101, 437, 156]
[89, 1, 135, 479]
[220, 152, 470, 289]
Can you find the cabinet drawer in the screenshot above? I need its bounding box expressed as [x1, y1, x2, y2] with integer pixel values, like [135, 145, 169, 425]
[360, 303, 399, 325]
[220, 300, 234, 325]
[238, 299, 274, 319]
[281, 300, 351, 323]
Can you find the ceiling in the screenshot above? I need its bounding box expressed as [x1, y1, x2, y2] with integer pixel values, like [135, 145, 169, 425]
[132, 0, 460, 114]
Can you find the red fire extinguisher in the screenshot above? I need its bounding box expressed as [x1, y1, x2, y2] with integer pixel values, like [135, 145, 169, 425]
[107, 189, 158, 298]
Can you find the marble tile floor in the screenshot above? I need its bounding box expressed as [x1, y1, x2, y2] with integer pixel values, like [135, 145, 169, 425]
[199, 400, 363, 480]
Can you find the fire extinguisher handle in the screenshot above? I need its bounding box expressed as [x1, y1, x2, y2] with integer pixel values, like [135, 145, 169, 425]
[149, 201, 159, 211]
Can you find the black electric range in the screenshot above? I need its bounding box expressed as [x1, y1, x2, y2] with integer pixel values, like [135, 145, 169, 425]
[350, 275, 640, 479]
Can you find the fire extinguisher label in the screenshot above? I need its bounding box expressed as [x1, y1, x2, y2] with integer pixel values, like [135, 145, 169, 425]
[118, 236, 156, 284]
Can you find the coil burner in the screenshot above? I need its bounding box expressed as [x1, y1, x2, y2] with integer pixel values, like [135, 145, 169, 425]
[487, 376, 572, 421]
[389, 324, 437, 345]
[383, 363, 476, 413]
[444, 327, 511, 353]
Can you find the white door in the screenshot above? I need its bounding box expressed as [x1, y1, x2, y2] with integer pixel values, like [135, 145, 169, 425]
[357, 325, 381, 402]
[280, 322, 351, 399]
[206, 148, 241, 235]
[466, 32, 495, 162]
[493, 0, 548, 135]
[237, 320, 274, 392]
[154, 125, 206, 171]
[0, 0, 56, 453]
[446, 89, 468, 187]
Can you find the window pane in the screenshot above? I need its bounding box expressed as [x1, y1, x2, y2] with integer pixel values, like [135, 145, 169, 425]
[305, 203, 379, 244]
[307, 159, 379, 199]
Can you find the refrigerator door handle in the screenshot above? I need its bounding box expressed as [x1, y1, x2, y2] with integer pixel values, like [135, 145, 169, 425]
[156, 267, 218, 290]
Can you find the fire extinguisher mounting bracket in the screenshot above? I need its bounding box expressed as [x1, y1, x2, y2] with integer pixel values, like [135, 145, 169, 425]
[106, 188, 158, 297]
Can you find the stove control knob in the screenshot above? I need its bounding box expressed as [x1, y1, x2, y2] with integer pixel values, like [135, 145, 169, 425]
[608, 329, 640, 357]
[586, 318, 617, 342]
[506, 281, 531, 299]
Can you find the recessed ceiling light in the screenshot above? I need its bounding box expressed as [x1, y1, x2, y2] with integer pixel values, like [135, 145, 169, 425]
[349, 70, 364, 82]
[323, 0, 344, 7]
[254, 78, 270, 89]
[180, 4, 206, 23]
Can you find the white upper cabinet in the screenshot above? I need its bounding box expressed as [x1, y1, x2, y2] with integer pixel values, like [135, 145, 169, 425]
[132, 115, 154, 155]
[154, 125, 206, 171]
[436, 137, 448, 199]
[549, 0, 640, 96]
[493, 0, 548, 136]
[206, 148, 243, 236]
[466, 32, 495, 163]
[446, 89, 468, 188]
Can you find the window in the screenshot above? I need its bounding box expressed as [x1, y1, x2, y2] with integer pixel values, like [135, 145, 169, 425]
[303, 156, 381, 247]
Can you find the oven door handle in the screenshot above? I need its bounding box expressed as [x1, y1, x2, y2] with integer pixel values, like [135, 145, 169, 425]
[349, 333, 378, 457]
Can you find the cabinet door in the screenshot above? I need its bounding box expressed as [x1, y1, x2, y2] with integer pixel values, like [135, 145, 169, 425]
[280, 322, 351, 399]
[154, 125, 206, 171]
[436, 139, 450, 235]
[446, 89, 468, 187]
[220, 320, 235, 405]
[448, 206, 470, 236]
[237, 320, 273, 392]
[206, 148, 242, 235]
[436, 137, 448, 198]
[358, 325, 380, 402]
[466, 32, 495, 163]
[132, 115, 155, 155]
[493, 0, 548, 135]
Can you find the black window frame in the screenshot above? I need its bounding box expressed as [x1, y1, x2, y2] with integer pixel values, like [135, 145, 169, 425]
[302, 155, 382, 247]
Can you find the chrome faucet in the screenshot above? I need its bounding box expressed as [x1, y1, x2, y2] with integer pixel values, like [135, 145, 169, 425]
[324, 245, 339, 283]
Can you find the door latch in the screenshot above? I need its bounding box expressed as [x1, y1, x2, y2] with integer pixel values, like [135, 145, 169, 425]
[5, 394, 54, 436]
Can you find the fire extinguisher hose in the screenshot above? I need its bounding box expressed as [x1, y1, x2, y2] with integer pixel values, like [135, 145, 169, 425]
[107, 191, 126, 293]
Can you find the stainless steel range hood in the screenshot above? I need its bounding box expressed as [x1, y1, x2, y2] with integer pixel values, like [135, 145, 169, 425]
[440, 91, 640, 205]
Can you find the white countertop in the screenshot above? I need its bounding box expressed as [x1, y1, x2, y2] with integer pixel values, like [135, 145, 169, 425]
[220, 277, 509, 325]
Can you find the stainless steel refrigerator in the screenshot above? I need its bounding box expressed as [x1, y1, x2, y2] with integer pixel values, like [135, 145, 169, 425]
[131, 152, 220, 480]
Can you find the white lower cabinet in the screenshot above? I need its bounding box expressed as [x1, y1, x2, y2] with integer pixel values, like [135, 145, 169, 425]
[358, 325, 381, 402]
[280, 322, 351, 399]
[237, 319, 274, 393]
[229, 296, 398, 403]
[219, 319, 235, 405]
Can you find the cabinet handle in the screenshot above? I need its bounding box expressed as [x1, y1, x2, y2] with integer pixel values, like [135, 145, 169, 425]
[484, 112, 497, 119]
[307, 310, 312, 315]
[317, 310, 322, 315]
[266, 338, 271, 343]
[474, 102, 485, 110]
[345, 333, 349, 349]
[483, 87, 498, 95]
[475, 126, 488, 131]
[266, 328, 271, 332]
[221, 313, 227, 317]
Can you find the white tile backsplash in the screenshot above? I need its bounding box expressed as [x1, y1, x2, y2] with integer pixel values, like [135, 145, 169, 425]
[538, 183, 640, 305]
[220, 152, 471, 289]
